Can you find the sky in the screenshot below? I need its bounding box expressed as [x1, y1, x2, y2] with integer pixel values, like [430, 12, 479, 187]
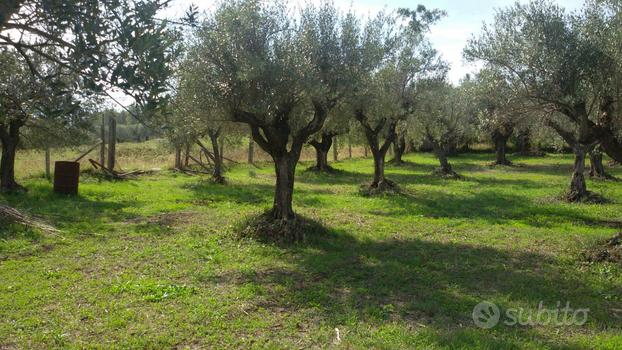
[166, 0, 586, 83]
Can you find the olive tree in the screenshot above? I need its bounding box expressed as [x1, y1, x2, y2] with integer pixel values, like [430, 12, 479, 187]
[175, 58, 247, 183]
[187, 0, 357, 233]
[305, 11, 363, 172]
[581, 0, 622, 178]
[409, 78, 476, 177]
[353, 66, 404, 189]
[351, 6, 446, 191]
[307, 107, 350, 172]
[0, 0, 177, 111]
[465, 0, 622, 201]
[471, 68, 532, 165]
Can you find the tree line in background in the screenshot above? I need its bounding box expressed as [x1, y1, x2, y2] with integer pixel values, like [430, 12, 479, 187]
[2, 0, 622, 239]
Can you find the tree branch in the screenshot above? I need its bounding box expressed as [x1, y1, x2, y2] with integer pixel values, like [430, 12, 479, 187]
[3, 22, 76, 49]
[545, 119, 577, 146]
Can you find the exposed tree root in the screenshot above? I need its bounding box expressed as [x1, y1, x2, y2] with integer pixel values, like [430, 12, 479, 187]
[0, 204, 61, 235]
[0, 182, 27, 193]
[359, 179, 399, 196]
[237, 212, 327, 243]
[563, 190, 607, 204]
[432, 168, 462, 179]
[211, 175, 227, 185]
[589, 173, 619, 182]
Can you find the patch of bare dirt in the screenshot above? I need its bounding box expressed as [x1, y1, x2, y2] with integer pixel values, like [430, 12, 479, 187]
[126, 211, 201, 228]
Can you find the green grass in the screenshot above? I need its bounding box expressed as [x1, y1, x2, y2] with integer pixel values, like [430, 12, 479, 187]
[1, 152, 621, 349]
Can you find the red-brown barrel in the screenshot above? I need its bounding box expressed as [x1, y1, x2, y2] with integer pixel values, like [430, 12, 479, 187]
[53, 161, 80, 195]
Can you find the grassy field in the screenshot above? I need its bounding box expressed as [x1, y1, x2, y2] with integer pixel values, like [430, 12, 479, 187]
[13, 138, 371, 179]
[1, 152, 621, 349]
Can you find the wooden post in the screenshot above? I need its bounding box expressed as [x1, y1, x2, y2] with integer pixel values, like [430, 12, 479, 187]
[174, 145, 182, 169]
[184, 143, 190, 168]
[364, 146, 368, 157]
[100, 114, 106, 168]
[248, 129, 254, 164]
[45, 147, 51, 179]
[332, 136, 338, 161]
[348, 138, 352, 158]
[219, 138, 225, 163]
[107, 114, 116, 171]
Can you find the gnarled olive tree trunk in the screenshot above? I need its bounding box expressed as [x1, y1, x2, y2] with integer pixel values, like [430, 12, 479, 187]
[207, 128, 225, 184]
[589, 147, 613, 179]
[569, 145, 589, 201]
[491, 126, 513, 165]
[184, 143, 190, 168]
[389, 133, 406, 165]
[547, 104, 599, 202]
[174, 144, 182, 169]
[355, 111, 397, 190]
[0, 121, 24, 192]
[247, 128, 254, 164]
[272, 153, 297, 220]
[516, 128, 533, 156]
[308, 132, 334, 172]
[430, 139, 458, 177]
[594, 96, 622, 164]
[236, 101, 330, 229]
[372, 149, 387, 186]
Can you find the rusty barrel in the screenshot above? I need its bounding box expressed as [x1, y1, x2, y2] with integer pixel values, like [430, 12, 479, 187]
[53, 161, 80, 195]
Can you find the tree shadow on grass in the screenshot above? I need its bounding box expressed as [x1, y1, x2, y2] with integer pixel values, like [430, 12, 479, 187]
[509, 163, 573, 177]
[215, 227, 621, 348]
[181, 166, 612, 231]
[182, 181, 275, 205]
[363, 188, 614, 230]
[466, 176, 557, 189]
[0, 183, 137, 230]
[297, 167, 370, 185]
[182, 180, 337, 212]
[388, 171, 548, 190]
[297, 159, 557, 190]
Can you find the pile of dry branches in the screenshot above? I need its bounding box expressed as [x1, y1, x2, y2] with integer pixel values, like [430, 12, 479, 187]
[88, 159, 152, 179]
[0, 204, 60, 235]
